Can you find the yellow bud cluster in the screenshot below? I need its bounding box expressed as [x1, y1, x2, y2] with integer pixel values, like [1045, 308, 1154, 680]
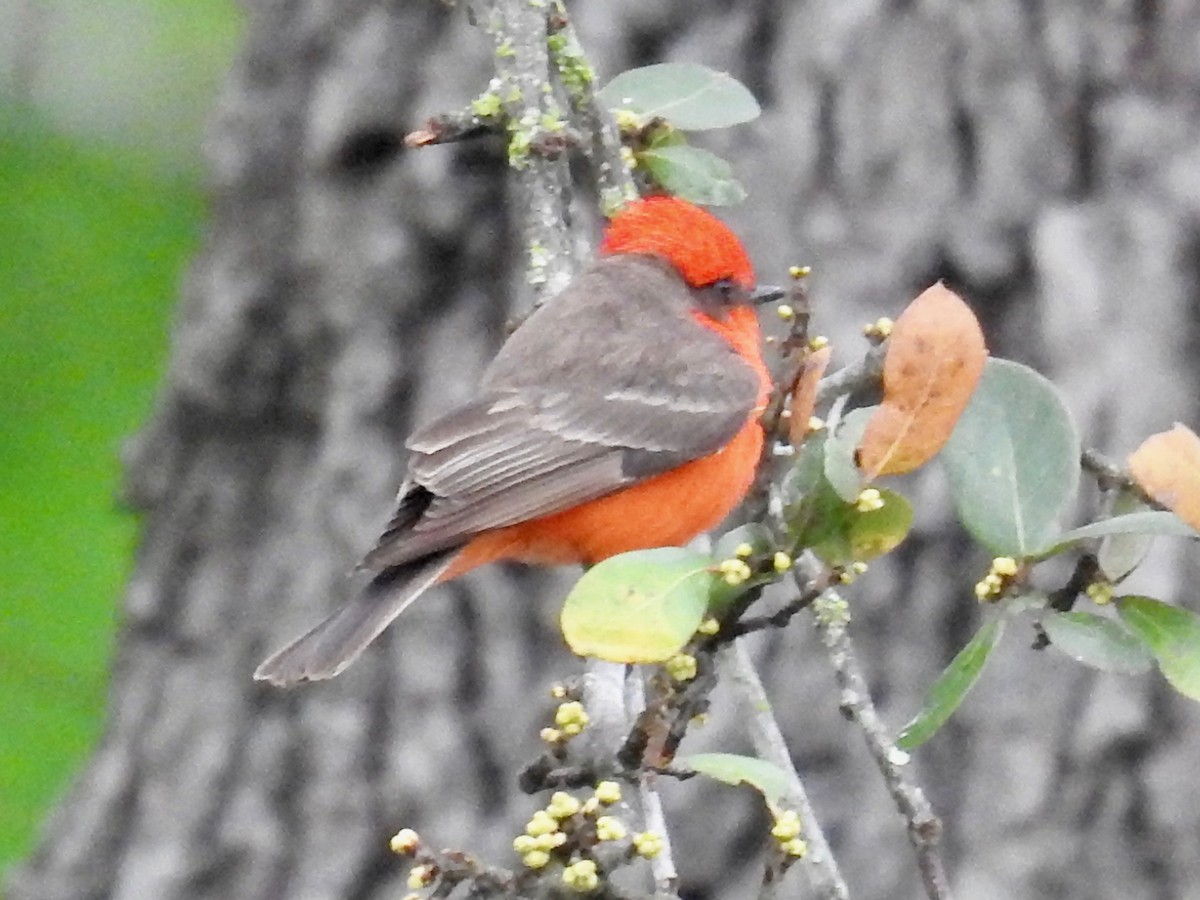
[855, 488, 884, 513]
[1086, 581, 1114, 605]
[595, 816, 627, 842]
[717, 558, 753, 586]
[781, 838, 808, 857]
[696, 617, 721, 635]
[664, 653, 698, 683]
[734, 542, 755, 559]
[974, 556, 1020, 602]
[562, 859, 599, 892]
[555, 701, 589, 735]
[776, 304, 795, 321]
[632, 831, 664, 859]
[788, 265, 812, 279]
[769, 807, 802, 842]
[594, 781, 622, 805]
[389, 828, 420, 855]
[773, 551, 793, 573]
[862, 317, 894, 340]
[808, 335, 829, 351]
[547, 792, 582, 819]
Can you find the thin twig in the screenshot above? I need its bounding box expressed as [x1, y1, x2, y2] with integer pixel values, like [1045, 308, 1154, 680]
[403, 108, 500, 148]
[547, 2, 639, 211]
[721, 641, 849, 900]
[625, 670, 679, 892]
[799, 557, 954, 900]
[814, 342, 886, 407]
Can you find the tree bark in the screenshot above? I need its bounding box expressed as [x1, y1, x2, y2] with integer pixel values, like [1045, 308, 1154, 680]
[11, 2, 1200, 899]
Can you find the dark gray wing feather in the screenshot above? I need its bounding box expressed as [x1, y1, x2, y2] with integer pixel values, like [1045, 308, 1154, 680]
[362, 255, 763, 570]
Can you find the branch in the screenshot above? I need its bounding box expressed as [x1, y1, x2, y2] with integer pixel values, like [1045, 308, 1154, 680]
[473, 0, 575, 303]
[799, 557, 955, 900]
[720, 641, 849, 900]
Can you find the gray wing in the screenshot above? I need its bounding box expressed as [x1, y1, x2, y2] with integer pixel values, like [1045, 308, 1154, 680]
[361, 256, 763, 570]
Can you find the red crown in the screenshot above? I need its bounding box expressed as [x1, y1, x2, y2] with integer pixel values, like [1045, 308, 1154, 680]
[599, 196, 755, 289]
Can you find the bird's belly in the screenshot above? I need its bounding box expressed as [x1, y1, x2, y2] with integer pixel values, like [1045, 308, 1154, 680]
[448, 421, 764, 575]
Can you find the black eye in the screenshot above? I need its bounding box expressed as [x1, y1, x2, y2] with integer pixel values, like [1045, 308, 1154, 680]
[713, 279, 736, 301]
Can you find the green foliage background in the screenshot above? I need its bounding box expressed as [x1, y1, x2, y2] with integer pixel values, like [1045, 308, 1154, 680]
[0, 0, 239, 879]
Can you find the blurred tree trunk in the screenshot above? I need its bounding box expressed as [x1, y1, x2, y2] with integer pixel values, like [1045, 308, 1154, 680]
[10, 1, 1200, 899]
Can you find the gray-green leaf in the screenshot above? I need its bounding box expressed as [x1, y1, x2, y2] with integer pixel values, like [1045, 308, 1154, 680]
[639, 145, 746, 206]
[940, 358, 1080, 558]
[1041, 611, 1153, 674]
[598, 63, 761, 131]
[895, 618, 1005, 750]
[680, 752, 790, 803]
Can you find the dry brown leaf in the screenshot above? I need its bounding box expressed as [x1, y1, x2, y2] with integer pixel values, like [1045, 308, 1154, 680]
[788, 346, 832, 447]
[1128, 424, 1200, 531]
[858, 282, 987, 479]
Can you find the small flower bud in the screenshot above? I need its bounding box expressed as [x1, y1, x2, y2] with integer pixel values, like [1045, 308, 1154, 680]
[781, 838, 808, 858]
[534, 831, 568, 851]
[594, 781, 622, 805]
[555, 701, 589, 730]
[523, 850, 552, 869]
[773, 551, 792, 573]
[855, 488, 884, 512]
[540, 727, 563, 744]
[788, 265, 812, 279]
[389, 828, 420, 855]
[808, 335, 829, 351]
[696, 616, 720, 635]
[991, 556, 1019, 577]
[547, 791, 582, 819]
[526, 810, 559, 836]
[563, 859, 599, 892]
[632, 831, 664, 859]
[770, 809, 802, 841]
[595, 816, 627, 842]
[664, 653, 698, 683]
[407, 865, 435, 890]
[776, 304, 795, 321]
[514, 834, 538, 854]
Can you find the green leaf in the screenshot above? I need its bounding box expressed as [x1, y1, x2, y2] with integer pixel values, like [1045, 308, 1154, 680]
[895, 618, 1005, 750]
[1041, 611, 1154, 675]
[824, 406, 874, 502]
[680, 752, 790, 804]
[1116, 596, 1200, 701]
[1051, 510, 1197, 551]
[940, 358, 1080, 558]
[1097, 494, 1160, 582]
[598, 63, 761, 131]
[638, 145, 746, 206]
[811, 489, 914, 566]
[560, 548, 715, 663]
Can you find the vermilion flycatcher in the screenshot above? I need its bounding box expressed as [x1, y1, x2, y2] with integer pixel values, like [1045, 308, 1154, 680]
[256, 196, 781, 686]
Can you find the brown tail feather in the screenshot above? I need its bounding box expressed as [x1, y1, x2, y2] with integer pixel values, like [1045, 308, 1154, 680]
[253, 551, 456, 687]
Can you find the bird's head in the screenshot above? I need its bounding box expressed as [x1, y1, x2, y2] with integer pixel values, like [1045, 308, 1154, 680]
[598, 195, 783, 315]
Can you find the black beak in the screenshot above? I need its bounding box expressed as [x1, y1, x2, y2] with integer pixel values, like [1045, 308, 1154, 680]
[751, 285, 786, 305]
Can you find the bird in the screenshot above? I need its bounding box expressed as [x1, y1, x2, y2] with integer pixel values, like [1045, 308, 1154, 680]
[255, 195, 782, 687]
